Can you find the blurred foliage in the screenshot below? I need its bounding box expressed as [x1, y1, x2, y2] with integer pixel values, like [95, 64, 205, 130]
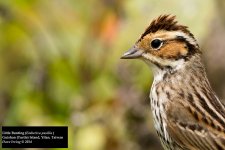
[0, 0, 222, 150]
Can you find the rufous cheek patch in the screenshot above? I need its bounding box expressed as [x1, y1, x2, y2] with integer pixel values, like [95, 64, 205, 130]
[152, 42, 188, 59]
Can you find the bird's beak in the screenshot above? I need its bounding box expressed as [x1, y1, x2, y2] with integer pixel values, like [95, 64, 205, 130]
[120, 46, 143, 59]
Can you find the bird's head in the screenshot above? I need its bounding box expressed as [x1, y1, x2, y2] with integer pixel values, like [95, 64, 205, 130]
[121, 15, 201, 70]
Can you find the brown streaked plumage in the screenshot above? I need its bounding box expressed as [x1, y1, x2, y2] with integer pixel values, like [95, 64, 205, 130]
[121, 15, 225, 150]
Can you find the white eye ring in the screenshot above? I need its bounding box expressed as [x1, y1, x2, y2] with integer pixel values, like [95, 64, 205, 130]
[150, 38, 163, 50]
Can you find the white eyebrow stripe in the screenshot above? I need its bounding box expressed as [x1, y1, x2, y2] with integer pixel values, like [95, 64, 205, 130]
[167, 31, 198, 47]
[151, 31, 198, 48]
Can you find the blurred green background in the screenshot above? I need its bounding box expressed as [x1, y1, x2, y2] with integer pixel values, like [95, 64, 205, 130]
[1, 0, 225, 150]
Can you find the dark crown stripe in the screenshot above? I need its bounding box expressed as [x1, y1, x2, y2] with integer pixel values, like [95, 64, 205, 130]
[138, 15, 195, 42]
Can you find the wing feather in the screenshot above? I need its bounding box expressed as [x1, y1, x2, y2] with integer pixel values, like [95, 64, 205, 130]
[165, 100, 225, 150]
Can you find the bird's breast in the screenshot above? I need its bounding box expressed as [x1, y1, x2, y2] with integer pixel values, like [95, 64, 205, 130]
[150, 79, 174, 149]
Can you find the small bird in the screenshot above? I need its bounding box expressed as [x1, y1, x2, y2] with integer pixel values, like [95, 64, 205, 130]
[121, 15, 225, 150]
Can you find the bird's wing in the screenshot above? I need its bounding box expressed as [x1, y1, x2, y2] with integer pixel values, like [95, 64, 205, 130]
[167, 120, 225, 150]
[165, 100, 225, 150]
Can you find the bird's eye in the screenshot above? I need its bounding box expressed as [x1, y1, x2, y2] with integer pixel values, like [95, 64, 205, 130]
[150, 39, 163, 49]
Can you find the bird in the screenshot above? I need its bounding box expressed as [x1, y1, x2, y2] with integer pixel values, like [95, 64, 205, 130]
[121, 15, 225, 150]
